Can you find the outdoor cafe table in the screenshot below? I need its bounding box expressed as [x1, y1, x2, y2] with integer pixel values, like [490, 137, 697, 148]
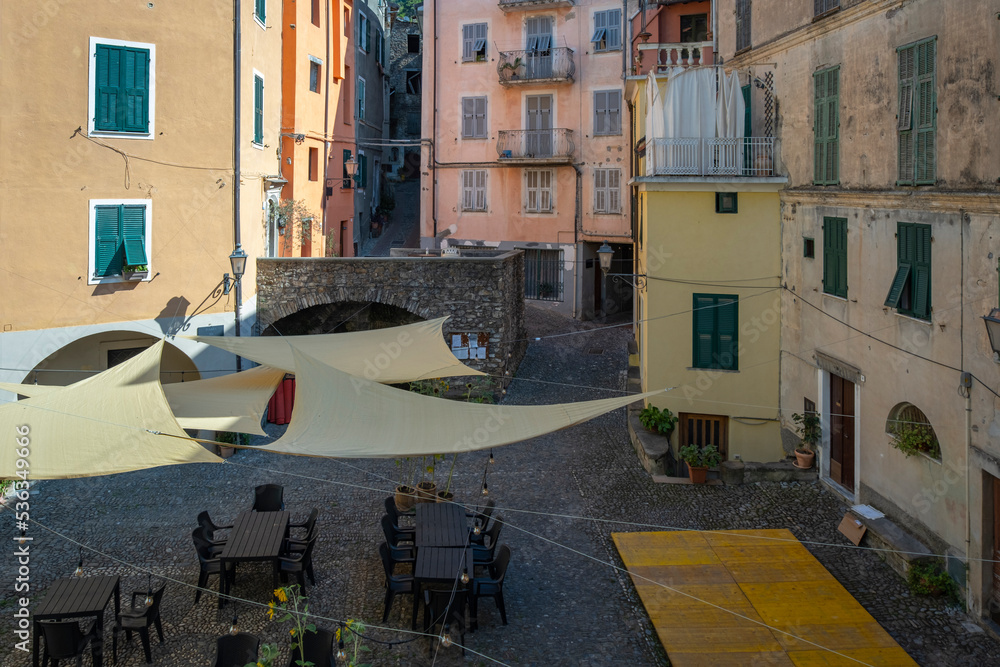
[415, 502, 469, 548]
[218, 510, 290, 604]
[32, 575, 120, 667]
[412, 547, 475, 625]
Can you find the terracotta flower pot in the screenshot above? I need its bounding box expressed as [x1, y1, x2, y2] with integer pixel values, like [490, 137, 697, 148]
[436, 490, 454, 503]
[794, 448, 815, 469]
[416, 481, 437, 503]
[395, 485, 416, 512]
[687, 465, 708, 484]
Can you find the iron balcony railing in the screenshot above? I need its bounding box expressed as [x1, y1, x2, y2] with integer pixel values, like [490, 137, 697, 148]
[498, 48, 575, 84]
[497, 129, 575, 161]
[648, 137, 777, 177]
[499, 0, 573, 11]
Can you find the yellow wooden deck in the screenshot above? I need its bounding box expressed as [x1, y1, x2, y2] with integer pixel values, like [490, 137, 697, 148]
[612, 529, 918, 667]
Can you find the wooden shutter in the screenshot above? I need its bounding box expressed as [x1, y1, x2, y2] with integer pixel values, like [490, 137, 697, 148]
[95, 45, 121, 131]
[885, 223, 913, 308]
[358, 154, 367, 188]
[825, 69, 839, 183]
[592, 11, 607, 47]
[608, 169, 620, 213]
[474, 97, 487, 138]
[608, 93, 621, 134]
[475, 170, 487, 210]
[121, 205, 147, 266]
[822, 217, 847, 298]
[814, 69, 826, 183]
[474, 23, 488, 59]
[606, 9, 621, 49]
[716, 297, 738, 370]
[256, 0, 266, 22]
[94, 205, 122, 277]
[540, 170, 551, 212]
[253, 76, 264, 144]
[914, 39, 936, 184]
[526, 17, 540, 50]
[594, 91, 607, 134]
[594, 169, 606, 213]
[897, 45, 915, 183]
[735, 0, 751, 52]
[462, 171, 474, 210]
[462, 24, 474, 61]
[815, 0, 839, 15]
[693, 294, 716, 368]
[462, 98, 474, 138]
[912, 224, 932, 318]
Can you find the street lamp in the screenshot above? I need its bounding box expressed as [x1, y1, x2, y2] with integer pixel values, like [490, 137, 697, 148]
[596, 240, 646, 289]
[596, 241, 614, 276]
[985, 308, 1000, 358]
[229, 244, 248, 371]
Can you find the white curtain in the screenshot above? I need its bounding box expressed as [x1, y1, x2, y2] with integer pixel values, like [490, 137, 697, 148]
[715, 71, 747, 174]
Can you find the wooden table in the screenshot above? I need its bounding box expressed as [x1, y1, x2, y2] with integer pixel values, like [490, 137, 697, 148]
[415, 502, 469, 548]
[32, 575, 120, 667]
[413, 547, 474, 626]
[219, 510, 290, 603]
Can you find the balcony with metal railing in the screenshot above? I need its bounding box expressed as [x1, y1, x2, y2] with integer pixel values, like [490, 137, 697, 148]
[647, 138, 777, 177]
[499, 0, 573, 12]
[498, 48, 575, 85]
[496, 129, 575, 163]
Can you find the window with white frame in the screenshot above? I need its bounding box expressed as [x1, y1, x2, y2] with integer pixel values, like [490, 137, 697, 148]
[461, 170, 487, 211]
[524, 170, 553, 213]
[462, 23, 488, 62]
[89, 37, 155, 138]
[593, 90, 621, 135]
[592, 9, 621, 52]
[359, 13, 370, 52]
[594, 168, 621, 213]
[461, 97, 487, 138]
[89, 199, 152, 283]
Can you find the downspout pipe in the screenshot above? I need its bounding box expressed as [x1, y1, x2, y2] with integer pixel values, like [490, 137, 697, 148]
[322, 0, 332, 254]
[432, 0, 439, 243]
[233, 0, 243, 370]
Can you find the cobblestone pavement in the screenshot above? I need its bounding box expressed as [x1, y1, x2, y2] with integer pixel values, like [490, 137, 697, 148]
[3, 306, 1000, 666]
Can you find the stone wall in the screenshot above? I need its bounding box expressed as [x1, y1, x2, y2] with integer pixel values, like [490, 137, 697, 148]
[256, 250, 527, 378]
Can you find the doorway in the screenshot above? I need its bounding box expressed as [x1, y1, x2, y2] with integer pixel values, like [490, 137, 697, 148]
[829, 374, 855, 490]
[525, 95, 552, 157]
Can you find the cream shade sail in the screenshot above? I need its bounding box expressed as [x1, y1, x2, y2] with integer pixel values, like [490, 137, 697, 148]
[181, 317, 486, 382]
[260, 347, 663, 459]
[0, 365, 285, 436]
[0, 341, 221, 480]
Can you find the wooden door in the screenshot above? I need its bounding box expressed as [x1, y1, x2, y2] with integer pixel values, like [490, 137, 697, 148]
[829, 374, 855, 489]
[526, 95, 552, 157]
[993, 475, 1000, 610]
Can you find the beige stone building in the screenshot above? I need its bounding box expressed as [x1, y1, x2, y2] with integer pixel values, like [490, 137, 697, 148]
[0, 1, 282, 386]
[718, 0, 1000, 619]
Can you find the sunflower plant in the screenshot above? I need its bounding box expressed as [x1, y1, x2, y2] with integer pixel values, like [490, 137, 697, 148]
[249, 585, 317, 667]
[337, 619, 372, 667]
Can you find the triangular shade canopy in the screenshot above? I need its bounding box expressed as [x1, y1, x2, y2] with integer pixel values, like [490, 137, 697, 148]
[0, 341, 221, 479]
[182, 317, 486, 382]
[260, 347, 662, 458]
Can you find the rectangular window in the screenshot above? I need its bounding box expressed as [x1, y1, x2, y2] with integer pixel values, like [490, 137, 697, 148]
[735, 0, 751, 52]
[408, 34, 420, 53]
[462, 23, 488, 62]
[253, 73, 264, 145]
[593, 168, 621, 214]
[309, 59, 321, 93]
[898, 37, 936, 185]
[358, 153, 368, 189]
[405, 70, 421, 95]
[91, 40, 153, 135]
[822, 216, 848, 298]
[311, 0, 320, 26]
[255, 0, 266, 25]
[680, 14, 708, 43]
[344, 66, 351, 124]
[359, 14, 370, 53]
[715, 192, 738, 213]
[526, 16, 552, 52]
[692, 294, 739, 370]
[375, 34, 383, 65]
[803, 237, 815, 259]
[814, 0, 840, 16]
[342, 149, 353, 189]
[885, 222, 932, 320]
[90, 200, 150, 282]
[593, 90, 621, 136]
[525, 169, 553, 213]
[592, 9, 621, 52]
[461, 170, 487, 211]
[813, 66, 840, 185]
[524, 249, 563, 301]
[357, 76, 366, 121]
[309, 147, 319, 181]
[406, 111, 420, 135]
[461, 97, 487, 139]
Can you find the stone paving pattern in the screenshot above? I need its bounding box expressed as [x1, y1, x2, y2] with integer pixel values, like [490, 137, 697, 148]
[2, 306, 999, 666]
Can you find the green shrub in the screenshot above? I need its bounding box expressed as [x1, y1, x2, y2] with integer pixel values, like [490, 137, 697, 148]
[639, 404, 677, 436]
[678, 444, 723, 468]
[889, 422, 940, 459]
[907, 561, 958, 599]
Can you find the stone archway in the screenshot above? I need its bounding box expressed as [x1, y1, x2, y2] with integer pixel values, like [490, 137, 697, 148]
[264, 301, 425, 336]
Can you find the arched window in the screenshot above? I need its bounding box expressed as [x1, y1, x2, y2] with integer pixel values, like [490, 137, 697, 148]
[885, 403, 940, 460]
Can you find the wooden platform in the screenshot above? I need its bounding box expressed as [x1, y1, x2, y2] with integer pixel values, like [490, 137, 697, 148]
[612, 529, 918, 666]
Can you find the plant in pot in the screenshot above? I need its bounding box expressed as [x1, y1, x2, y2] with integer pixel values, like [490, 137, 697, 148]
[888, 422, 940, 459]
[394, 457, 417, 511]
[639, 404, 677, 439]
[416, 455, 441, 503]
[499, 56, 523, 80]
[678, 444, 722, 484]
[437, 453, 459, 503]
[791, 411, 821, 469]
[123, 264, 148, 281]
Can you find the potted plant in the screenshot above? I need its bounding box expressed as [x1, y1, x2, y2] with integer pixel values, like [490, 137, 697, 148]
[437, 453, 459, 503]
[791, 411, 821, 469]
[638, 404, 677, 439]
[678, 444, 723, 484]
[394, 458, 417, 511]
[123, 264, 148, 281]
[888, 422, 940, 459]
[215, 431, 238, 458]
[499, 56, 523, 80]
[416, 455, 440, 503]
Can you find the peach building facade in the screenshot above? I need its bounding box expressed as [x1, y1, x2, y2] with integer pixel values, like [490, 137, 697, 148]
[421, 0, 633, 318]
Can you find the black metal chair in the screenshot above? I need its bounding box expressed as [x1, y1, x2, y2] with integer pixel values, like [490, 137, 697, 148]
[213, 632, 259, 667]
[113, 583, 166, 663]
[288, 508, 318, 540]
[378, 542, 417, 629]
[472, 514, 504, 563]
[39, 619, 100, 667]
[422, 588, 467, 656]
[192, 528, 232, 606]
[275, 535, 317, 591]
[252, 484, 284, 512]
[470, 544, 511, 631]
[380, 515, 415, 568]
[384, 497, 416, 530]
[287, 626, 335, 667]
[197, 511, 232, 547]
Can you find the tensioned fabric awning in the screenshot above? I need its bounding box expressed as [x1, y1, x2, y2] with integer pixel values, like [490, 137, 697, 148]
[182, 317, 486, 382]
[259, 346, 662, 459]
[0, 341, 221, 480]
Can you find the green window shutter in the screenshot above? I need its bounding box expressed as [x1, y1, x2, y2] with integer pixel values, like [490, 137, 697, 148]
[692, 294, 738, 370]
[914, 39, 936, 184]
[121, 205, 147, 266]
[693, 295, 716, 368]
[822, 219, 833, 294]
[256, 0, 266, 22]
[253, 76, 264, 144]
[121, 48, 149, 132]
[716, 297, 738, 371]
[94, 45, 121, 131]
[813, 68, 839, 184]
[94, 205, 123, 277]
[358, 154, 367, 188]
[813, 69, 826, 183]
[884, 264, 910, 308]
[897, 44, 915, 184]
[912, 223, 932, 318]
[823, 217, 847, 297]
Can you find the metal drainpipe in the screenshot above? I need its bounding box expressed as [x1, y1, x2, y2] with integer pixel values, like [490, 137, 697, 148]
[233, 0, 243, 371]
[321, 0, 332, 254]
[432, 0, 439, 244]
